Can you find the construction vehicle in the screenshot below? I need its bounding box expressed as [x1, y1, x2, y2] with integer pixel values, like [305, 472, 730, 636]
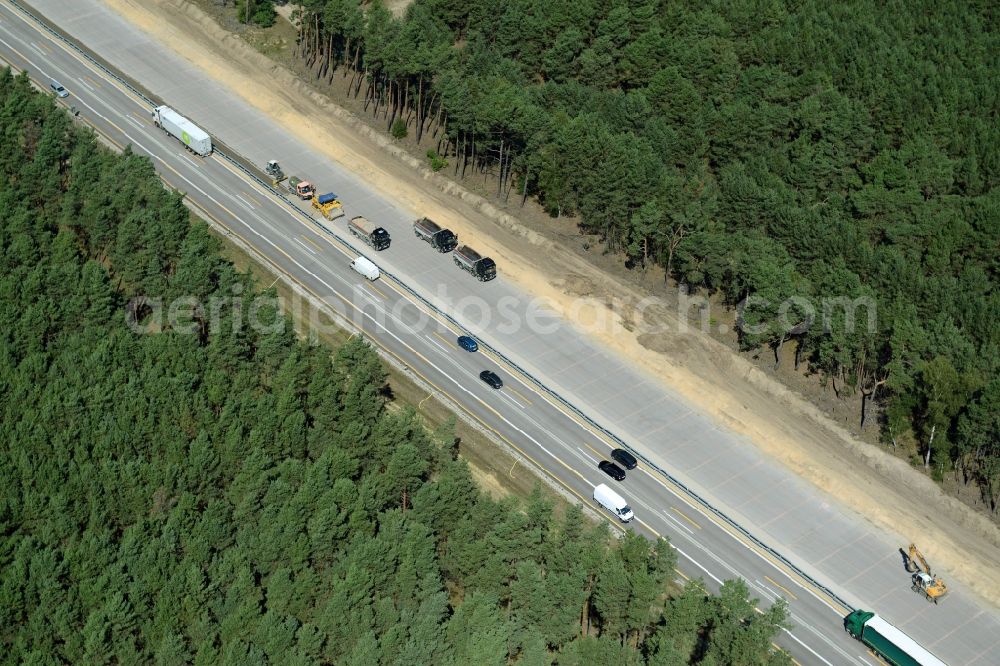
[264, 160, 286, 185]
[348, 216, 391, 251]
[413, 217, 458, 252]
[453, 245, 496, 281]
[287, 176, 315, 200]
[904, 544, 947, 604]
[312, 192, 345, 221]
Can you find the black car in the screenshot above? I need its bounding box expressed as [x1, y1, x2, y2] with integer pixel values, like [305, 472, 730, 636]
[479, 370, 503, 389]
[598, 460, 626, 481]
[610, 448, 637, 470]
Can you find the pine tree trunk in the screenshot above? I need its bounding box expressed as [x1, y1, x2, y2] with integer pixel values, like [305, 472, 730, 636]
[348, 65, 359, 95]
[387, 81, 397, 131]
[313, 14, 320, 66]
[321, 32, 332, 79]
[497, 139, 504, 198]
[433, 105, 445, 140]
[364, 80, 374, 113]
[416, 77, 424, 143]
[467, 131, 475, 179]
[521, 165, 531, 206]
[355, 66, 366, 98]
[504, 151, 516, 201]
[294, 12, 304, 58]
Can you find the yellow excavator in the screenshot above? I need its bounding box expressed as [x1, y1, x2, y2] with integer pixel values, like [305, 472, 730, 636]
[904, 543, 947, 604]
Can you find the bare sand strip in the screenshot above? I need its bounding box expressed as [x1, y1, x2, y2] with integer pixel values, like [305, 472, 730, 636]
[100, 0, 1000, 605]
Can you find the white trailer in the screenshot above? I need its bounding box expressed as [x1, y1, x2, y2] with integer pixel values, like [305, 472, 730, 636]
[350, 256, 380, 281]
[593, 484, 634, 523]
[151, 105, 212, 156]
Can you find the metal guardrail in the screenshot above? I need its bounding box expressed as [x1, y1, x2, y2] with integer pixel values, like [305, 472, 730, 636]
[10, 0, 853, 613]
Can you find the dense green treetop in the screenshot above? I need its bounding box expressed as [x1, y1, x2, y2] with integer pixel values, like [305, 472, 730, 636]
[0, 68, 789, 664]
[293, 0, 999, 506]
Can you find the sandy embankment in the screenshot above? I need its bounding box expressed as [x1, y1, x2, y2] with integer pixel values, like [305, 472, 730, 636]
[101, 0, 1000, 606]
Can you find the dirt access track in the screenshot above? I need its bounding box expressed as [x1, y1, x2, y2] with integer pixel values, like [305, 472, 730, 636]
[102, 0, 1000, 605]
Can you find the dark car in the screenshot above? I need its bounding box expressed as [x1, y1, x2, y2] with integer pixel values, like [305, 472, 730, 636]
[610, 448, 637, 470]
[479, 370, 503, 389]
[457, 335, 478, 352]
[598, 460, 626, 481]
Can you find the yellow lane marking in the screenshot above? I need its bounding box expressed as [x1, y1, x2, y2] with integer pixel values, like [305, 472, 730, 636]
[506, 385, 533, 405]
[676, 569, 689, 581]
[641, 468, 848, 615]
[583, 442, 607, 458]
[366, 282, 387, 299]
[764, 575, 798, 601]
[772, 643, 799, 665]
[189, 194, 673, 558]
[51, 27, 850, 616]
[293, 216, 847, 614]
[0, 40, 31, 65]
[432, 330, 453, 346]
[214, 156, 280, 201]
[11, 29, 598, 531]
[671, 507, 702, 530]
[12, 10, 150, 109]
[635, 518, 661, 538]
[153, 159, 244, 229]
[84, 75, 100, 88]
[301, 235, 323, 252]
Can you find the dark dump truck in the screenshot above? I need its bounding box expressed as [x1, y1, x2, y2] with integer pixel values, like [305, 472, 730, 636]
[347, 216, 391, 251]
[413, 217, 458, 252]
[453, 245, 496, 281]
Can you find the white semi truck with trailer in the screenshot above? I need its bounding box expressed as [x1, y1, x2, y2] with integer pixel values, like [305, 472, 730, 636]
[843, 610, 945, 666]
[151, 106, 212, 156]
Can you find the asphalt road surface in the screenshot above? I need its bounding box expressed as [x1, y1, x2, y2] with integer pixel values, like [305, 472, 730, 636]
[2, 1, 997, 664]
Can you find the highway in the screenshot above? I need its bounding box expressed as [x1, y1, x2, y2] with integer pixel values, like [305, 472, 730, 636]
[2, 1, 997, 664]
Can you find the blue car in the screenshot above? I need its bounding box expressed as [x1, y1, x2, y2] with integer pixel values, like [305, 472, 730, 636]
[457, 335, 478, 352]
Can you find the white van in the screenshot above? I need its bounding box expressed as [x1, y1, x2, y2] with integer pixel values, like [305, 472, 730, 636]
[350, 256, 380, 281]
[594, 484, 634, 523]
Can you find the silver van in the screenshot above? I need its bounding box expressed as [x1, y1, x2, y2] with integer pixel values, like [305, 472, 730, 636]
[49, 80, 69, 98]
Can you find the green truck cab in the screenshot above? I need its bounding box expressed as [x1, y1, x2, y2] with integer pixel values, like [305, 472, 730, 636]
[844, 610, 945, 666]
